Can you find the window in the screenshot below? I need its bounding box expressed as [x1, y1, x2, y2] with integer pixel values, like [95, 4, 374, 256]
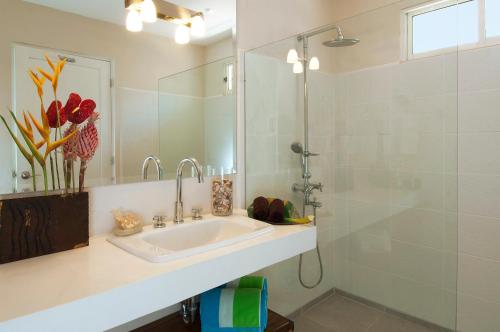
[224, 62, 234, 95]
[485, 0, 500, 38]
[404, 0, 500, 59]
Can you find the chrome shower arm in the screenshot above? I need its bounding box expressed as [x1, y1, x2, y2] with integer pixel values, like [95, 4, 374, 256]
[297, 24, 342, 41]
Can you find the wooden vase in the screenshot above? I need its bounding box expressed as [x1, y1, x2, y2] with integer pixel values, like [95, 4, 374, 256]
[0, 191, 89, 264]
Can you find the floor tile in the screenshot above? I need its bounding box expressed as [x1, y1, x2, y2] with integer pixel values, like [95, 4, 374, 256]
[294, 316, 336, 332]
[302, 295, 383, 332]
[367, 313, 441, 332]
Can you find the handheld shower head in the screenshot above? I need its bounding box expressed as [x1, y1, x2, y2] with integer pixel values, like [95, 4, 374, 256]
[291, 142, 304, 154]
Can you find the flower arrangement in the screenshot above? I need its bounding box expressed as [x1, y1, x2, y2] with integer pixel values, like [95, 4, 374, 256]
[0, 55, 100, 194]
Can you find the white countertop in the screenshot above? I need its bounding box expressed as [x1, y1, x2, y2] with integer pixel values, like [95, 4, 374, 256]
[0, 214, 316, 332]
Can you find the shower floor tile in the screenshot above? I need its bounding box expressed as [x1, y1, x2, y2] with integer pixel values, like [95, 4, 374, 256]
[293, 294, 443, 332]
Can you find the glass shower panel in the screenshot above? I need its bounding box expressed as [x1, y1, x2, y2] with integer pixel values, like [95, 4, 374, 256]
[328, 1, 458, 330]
[245, 37, 336, 315]
[244, 0, 458, 329]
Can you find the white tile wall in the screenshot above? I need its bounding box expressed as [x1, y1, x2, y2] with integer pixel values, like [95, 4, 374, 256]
[244, 35, 500, 331]
[330, 44, 500, 332]
[332, 54, 458, 330]
[455, 45, 500, 332]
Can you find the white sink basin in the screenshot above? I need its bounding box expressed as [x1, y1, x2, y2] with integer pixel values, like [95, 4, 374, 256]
[107, 215, 274, 263]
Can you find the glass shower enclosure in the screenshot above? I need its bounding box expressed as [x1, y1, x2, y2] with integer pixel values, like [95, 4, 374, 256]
[245, 0, 460, 330]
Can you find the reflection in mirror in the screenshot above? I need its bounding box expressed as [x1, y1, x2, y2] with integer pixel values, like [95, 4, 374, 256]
[158, 57, 236, 179]
[0, 0, 236, 195]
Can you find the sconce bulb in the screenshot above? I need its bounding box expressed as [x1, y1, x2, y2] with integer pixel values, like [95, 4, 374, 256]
[140, 0, 157, 23]
[175, 25, 191, 44]
[287, 49, 299, 63]
[293, 61, 303, 74]
[191, 15, 206, 37]
[126, 9, 143, 32]
[309, 57, 320, 70]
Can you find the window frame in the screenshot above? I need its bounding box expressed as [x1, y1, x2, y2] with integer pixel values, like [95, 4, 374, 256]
[402, 0, 500, 60]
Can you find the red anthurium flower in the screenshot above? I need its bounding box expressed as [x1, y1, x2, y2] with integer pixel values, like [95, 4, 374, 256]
[64, 93, 81, 117]
[46, 100, 67, 128]
[64, 93, 96, 124]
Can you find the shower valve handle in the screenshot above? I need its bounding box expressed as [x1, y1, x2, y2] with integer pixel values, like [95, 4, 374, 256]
[311, 182, 323, 192]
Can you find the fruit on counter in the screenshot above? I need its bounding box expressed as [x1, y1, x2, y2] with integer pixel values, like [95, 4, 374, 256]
[285, 215, 314, 224]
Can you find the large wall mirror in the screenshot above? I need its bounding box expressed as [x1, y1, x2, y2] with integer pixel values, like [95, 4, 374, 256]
[0, 0, 236, 195]
[158, 56, 236, 179]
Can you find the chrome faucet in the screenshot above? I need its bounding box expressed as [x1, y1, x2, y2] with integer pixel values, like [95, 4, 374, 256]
[174, 158, 204, 223]
[141, 155, 163, 181]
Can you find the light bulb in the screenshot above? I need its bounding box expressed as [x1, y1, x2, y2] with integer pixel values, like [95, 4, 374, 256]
[309, 57, 320, 70]
[140, 0, 157, 23]
[287, 49, 299, 63]
[191, 15, 206, 37]
[126, 9, 143, 32]
[293, 61, 303, 74]
[175, 25, 191, 44]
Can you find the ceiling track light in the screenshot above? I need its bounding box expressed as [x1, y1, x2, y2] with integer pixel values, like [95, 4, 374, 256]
[124, 0, 206, 44]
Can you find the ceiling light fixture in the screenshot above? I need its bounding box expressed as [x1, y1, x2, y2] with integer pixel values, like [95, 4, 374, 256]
[124, 0, 206, 44]
[140, 0, 157, 23]
[175, 24, 191, 44]
[126, 9, 143, 32]
[287, 49, 299, 63]
[309, 57, 320, 70]
[293, 62, 304, 74]
[190, 14, 206, 37]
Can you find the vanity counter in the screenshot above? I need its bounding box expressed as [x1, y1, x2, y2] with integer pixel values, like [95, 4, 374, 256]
[0, 215, 316, 331]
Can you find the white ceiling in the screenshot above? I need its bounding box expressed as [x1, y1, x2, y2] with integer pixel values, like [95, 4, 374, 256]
[24, 0, 236, 45]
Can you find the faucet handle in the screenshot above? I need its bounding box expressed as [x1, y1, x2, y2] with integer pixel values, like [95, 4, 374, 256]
[152, 215, 167, 228]
[192, 208, 203, 220]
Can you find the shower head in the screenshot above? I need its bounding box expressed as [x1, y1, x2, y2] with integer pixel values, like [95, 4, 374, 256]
[323, 36, 360, 47]
[323, 26, 359, 47]
[291, 142, 304, 154]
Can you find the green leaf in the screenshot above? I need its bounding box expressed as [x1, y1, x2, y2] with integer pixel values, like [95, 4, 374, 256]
[9, 111, 45, 168]
[0, 114, 33, 164]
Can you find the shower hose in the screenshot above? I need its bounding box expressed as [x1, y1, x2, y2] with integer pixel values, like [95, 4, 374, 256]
[298, 204, 324, 289]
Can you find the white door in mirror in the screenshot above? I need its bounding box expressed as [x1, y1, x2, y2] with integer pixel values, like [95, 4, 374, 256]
[107, 216, 274, 263]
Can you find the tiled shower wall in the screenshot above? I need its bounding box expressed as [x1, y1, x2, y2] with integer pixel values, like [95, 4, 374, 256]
[331, 44, 500, 331]
[331, 53, 458, 329]
[245, 39, 500, 332]
[455, 45, 500, 332]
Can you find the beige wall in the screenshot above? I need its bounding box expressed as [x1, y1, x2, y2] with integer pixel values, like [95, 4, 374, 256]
[205, 37, 234, 63]
[236, 0, 402, 51]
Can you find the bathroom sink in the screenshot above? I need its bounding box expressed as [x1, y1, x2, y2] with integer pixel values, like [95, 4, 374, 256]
[107, 216, 274, 263]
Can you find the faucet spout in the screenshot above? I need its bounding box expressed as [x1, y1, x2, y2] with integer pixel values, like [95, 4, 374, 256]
[175, 158, 204, 223]
[141, 155, 163, 181]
